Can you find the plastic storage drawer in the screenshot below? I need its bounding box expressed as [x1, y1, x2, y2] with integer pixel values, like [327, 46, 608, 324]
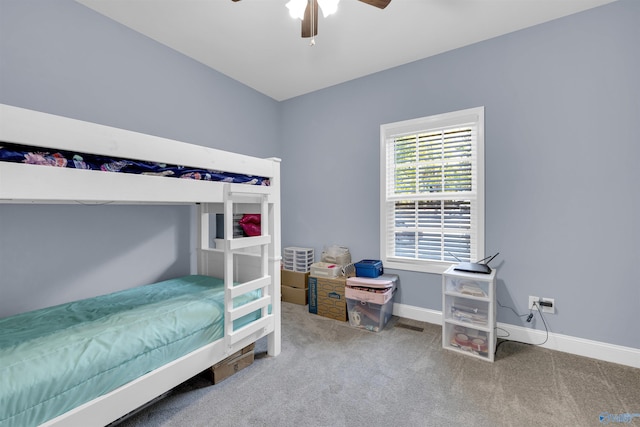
[283, 247, 314, 272]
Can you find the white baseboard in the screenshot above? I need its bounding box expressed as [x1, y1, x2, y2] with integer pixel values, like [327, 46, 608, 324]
[393, 302, 442, 325]
[392, 302, 640, 369]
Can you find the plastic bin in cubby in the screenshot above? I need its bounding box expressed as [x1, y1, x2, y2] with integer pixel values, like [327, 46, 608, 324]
[444, 323, 491, 358]
[444, 275, 489, 298]
[443, 296, 489, 328]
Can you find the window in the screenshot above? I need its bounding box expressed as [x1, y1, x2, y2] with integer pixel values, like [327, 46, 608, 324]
[380, 107, 484, 274]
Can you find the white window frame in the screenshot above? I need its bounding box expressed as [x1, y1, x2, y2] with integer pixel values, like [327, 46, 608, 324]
[380, 107, 485, 274]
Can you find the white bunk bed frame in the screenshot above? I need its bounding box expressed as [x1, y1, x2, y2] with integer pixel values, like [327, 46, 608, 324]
[0, 104, 282, 427]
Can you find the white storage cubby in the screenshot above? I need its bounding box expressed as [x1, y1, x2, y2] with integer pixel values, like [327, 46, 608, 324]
[442, 265, 496, 362]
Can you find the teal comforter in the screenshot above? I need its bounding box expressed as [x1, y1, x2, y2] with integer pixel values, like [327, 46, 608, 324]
[0, 275, 256, 427]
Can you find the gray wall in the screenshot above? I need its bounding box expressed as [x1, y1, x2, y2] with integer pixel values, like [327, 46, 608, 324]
[280, 0, 639, 349]
[1, 0, 638, 350]
[0, 0, 280, 316]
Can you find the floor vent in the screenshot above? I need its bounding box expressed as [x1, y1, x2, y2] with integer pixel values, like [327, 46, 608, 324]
[395, 323, 424, 332]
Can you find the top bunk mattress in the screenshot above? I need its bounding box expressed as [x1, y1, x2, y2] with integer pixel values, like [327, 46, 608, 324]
[0, 142, 270, 186]
[0, 104, 280, 204]
[0, 275, 261, 427]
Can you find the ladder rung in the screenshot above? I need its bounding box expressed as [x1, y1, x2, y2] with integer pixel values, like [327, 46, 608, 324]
[229, 296, 271, 321]
[230, 276, 270, 299]
[229, 235, 270, 251]
[228, 315, 274, 345]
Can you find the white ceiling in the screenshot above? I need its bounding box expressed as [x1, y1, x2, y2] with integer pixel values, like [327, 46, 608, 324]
[75, 0, 616, 101]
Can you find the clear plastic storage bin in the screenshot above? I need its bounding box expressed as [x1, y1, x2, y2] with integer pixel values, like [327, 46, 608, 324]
[347, 297, 394, 332]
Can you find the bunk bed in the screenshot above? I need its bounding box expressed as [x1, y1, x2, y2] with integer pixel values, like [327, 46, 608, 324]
[0, 103, 282, 427]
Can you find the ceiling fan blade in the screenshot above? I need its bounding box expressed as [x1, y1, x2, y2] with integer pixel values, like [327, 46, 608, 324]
[358, 0, 391, 9]
[301, 0, 319, 38]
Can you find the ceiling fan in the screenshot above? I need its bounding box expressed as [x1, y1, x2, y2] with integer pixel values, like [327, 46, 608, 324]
[232, 0, 391, 39]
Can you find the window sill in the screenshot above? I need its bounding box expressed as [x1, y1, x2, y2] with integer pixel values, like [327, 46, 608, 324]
[382, 259, 452, 275]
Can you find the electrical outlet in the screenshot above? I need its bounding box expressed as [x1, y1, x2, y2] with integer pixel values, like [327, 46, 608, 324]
[540, 297, 555, 314]
[529, 296, 555, 314]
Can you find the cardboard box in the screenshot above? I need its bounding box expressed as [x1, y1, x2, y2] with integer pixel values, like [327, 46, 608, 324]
[281, 270, 309, 289]
[281, 285, 308, 305]
[210, 343, 255, 384]
[308, 276, 348, 321]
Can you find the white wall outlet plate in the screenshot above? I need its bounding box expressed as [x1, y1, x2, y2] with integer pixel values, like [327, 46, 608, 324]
[540, 297, 555, 314]
[529, 296, 555, 314]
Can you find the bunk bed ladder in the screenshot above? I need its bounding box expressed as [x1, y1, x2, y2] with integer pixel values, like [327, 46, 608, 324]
[222, 185, 274, 353]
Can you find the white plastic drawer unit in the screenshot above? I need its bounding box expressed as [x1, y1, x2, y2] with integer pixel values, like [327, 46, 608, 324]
[442, 266, 496, 362]
[283, 247, 314, 272]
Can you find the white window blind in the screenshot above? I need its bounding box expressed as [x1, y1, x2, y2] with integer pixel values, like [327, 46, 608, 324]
[380, 107, 484, 274]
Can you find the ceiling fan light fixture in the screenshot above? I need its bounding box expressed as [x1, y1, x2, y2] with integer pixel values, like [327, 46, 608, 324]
[286, 0, 340, 20]
[318, 0, 340, 17]
[286, 0, 307, 20]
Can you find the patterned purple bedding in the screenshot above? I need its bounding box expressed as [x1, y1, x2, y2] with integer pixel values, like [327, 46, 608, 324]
[0, 142, 270, 186]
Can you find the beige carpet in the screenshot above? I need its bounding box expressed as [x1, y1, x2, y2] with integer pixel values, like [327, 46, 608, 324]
[115, 302, 640, 427]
